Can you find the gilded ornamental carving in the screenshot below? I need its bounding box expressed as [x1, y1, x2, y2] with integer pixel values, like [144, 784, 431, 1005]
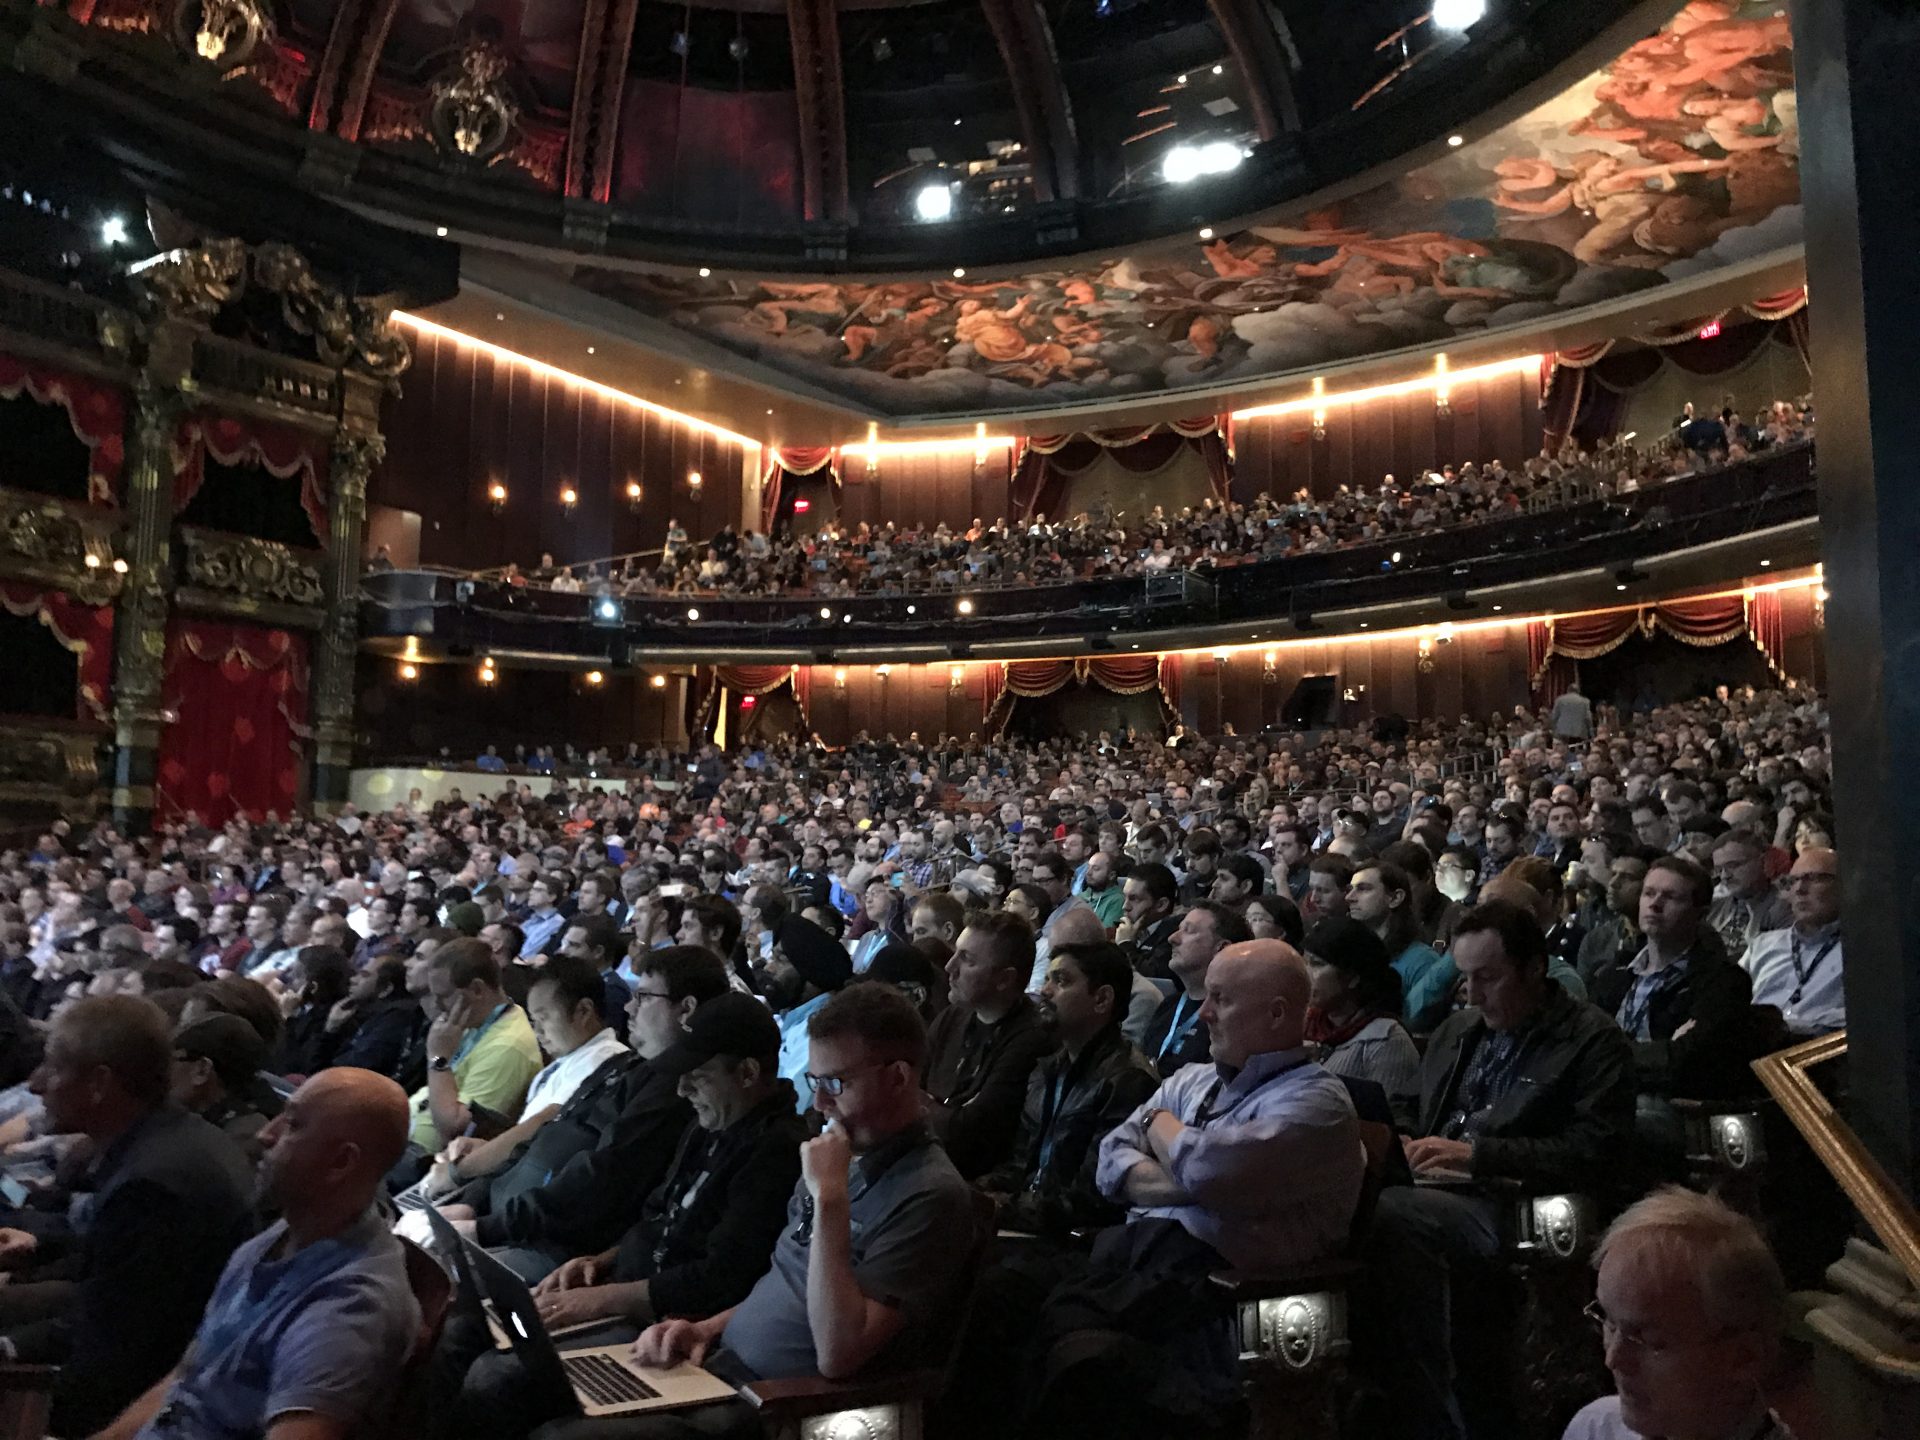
[429, 41, 519, 164]
[172, 0, 274, 72]
[0, 491, 124, 604]
[180, 528, 324, 607]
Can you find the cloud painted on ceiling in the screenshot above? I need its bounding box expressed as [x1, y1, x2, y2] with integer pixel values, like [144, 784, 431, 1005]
[575, 1, 1800, 418]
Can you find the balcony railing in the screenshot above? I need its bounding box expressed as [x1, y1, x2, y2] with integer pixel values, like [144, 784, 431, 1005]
[360, 443, 1816, 658]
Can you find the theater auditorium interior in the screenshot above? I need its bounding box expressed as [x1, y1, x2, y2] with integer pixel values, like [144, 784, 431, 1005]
[0, 0, 1917, 1437]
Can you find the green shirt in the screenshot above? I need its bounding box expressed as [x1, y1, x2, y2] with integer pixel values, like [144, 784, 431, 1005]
[1083, 884, 1125, 930]
[408, 1004, 544, 1150]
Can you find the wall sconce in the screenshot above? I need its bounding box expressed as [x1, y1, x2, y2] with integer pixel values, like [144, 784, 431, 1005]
[478, 659, 497, 684]
[1212, 648, 1230, 667]
[687, 469, 703, 494]
[1435, 621, 1455, 644]
[649, 673, 668, 689]
[949, 664, 965, 693]
[560, 485, 578, 513]
[875, 665, 891, 680]
[584, 669, 604, 686]
[398, 662, 418, 681]
[488, 481, 508, 515]
[866, 422, 879, 476]
[625, 481, 642, 511]
[1263, 649, 1278, 684]
[833, 667, 848, 689]
[973, 421, 989, 470]
[1433, 354, 1450, 416]
[1310, 377, 1327, 441]
[113, 557, 129, 574]
[1434, 389, 1451, 417]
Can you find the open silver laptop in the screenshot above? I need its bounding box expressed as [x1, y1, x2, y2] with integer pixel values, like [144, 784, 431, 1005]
[460, 1223, 737, 1417]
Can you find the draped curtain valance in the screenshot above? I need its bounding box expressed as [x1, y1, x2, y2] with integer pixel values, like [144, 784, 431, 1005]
[0, 353, 124, 505]
[982, 656, 1178, 735]
[174, 413, 331, 542]
[1526, 592, 1806, 699]
[0, 581, 113, 722]
[1011, 417, 1233, 521]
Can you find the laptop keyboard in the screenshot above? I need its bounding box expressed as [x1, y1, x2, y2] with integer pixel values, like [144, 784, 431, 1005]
[565, 1353, 662, 1407]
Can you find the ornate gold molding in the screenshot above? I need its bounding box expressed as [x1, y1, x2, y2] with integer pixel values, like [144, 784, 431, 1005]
[0, 724, 102, 821]
[179, 526, 324, 607]
[0, 491, 125, 604]
[132, 239, 410, 383]
[429, 40, 519, 163]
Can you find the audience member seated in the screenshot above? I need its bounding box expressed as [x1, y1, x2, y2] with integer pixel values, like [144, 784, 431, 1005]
[398, 938, 544, 1181]
[1348, 861, 1455, 1033]
[977, 941, 1158, 1239]
[0, 996, 256, 1437]
[1368, 900, 1636, 1440]
[169, 1011, 273, 1159]
[1301, 917, 1422, 1129]
[1741, 847, 1843, 1038]
[447, 993, 809, 1439]
[1590, 856, 1765, 1157]
[1706, 829, 1792, 964]
[327, 956, 419, 1076]
[766, 915, 854, 1111]
[924, 911, 1054, 1179]
[1563, 1187, 1792, 1440]
[87, 1069, 421, 1440]
[422, 948, 718, 1280]
[1141, 901, 1248, 1077]
[534, 984, 978, 1440]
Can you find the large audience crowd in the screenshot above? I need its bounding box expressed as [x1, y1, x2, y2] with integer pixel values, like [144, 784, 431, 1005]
[0, 676, 1840, 1440]
[471, 398, 1814, 600]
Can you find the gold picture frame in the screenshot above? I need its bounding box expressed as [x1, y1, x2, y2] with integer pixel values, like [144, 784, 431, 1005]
[1752, 1031, 1920, 1289]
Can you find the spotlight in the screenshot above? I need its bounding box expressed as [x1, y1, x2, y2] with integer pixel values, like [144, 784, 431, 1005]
[585, 670, 605, 685]
[952, 267, 966, 278]
[435, 226, 449, 238]
[1160, 141, 1243, 185]
[84, 553, 101, 569]
[1212, 63, 1223, 75]
[820, 607, 833, 619]
[906, 604, 916, 615]
[111, 558, 129, 574]
[100, 216, 128, 246]
[595, 597, 621, 623]
[1198, 227, 1214, 241]
[686, 607, 700, 621]
[1391, 551, 1402, 564]
[698, 267, 711, 278]
[1431, 0, 1486, 31]
[915, 185, 954, 222]
[1759, 558, 1772, 568]
[1447, 134, 1464, 147]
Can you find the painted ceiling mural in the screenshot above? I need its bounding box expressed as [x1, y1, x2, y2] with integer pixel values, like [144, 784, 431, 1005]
[574, 0, 1799, 417]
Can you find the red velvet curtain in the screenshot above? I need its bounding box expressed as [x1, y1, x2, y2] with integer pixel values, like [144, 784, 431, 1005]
[984, 655, 1180, 734]
[174, 414, 331, 541]
[0, 581, 113, 721]
[762, 448, 837, 532]
[156, 620, 310, 824]
[0, 353, 125, 504]
[1531, 596, 1762, 702]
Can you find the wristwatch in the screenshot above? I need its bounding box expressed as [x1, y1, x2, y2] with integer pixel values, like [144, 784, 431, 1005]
[430, 1055, 453, 1073]
[1139, 1106, 1165, 1131]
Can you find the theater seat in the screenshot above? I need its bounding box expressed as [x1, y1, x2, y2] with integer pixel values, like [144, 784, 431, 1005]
[742, 1190, 997, 1440]
[0, 1365, 53, 1440]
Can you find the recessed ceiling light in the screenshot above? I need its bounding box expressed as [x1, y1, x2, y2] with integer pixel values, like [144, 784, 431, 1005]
[952, 267, 966, 278]
[1177, 73, 1188, 83]
[1447, 135, 1464, 148]
[1198, 227, 1214, 240]
[1617, 583, 1628, 591]
[698, 267, 711, 277]
[1759, 558, 1772, 567]
[1492, 604, 1502, 611]
[766, 408, 774, 415]
[495, 312, 505, 321]
[435, 226, 449, 237]
[586, 346, 595, 354]
[1212, 64, 1223, 75]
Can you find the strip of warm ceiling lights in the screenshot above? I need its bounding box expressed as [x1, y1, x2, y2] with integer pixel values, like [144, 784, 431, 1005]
[1230, 352, 1544, 420]
[392, 311, 765, 452]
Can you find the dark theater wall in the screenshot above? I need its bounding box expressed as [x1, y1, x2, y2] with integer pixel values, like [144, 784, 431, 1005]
[374, 325, 754, 572]
[1233, 364, 1546, 501]
[795, 449, 1015, 535]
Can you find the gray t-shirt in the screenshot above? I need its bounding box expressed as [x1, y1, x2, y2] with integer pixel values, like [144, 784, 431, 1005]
[720, 1126, 976, 1380]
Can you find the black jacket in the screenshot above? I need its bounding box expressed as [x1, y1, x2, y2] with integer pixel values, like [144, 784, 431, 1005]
[1140, 988, 1212, 1077]
[979, 1026, 1159, 1238]
[1589, 931, 1760, 1101]
[922, 994, 1055, 1179]
[10, 1106, 255, 1436]
[329, 995, 421, 1078]
[612, 1085, 809, 1318]
[1415, 980, 1636, 1195]
[467, 1055, 691, 1254]
[1124, 914, 1181, 982]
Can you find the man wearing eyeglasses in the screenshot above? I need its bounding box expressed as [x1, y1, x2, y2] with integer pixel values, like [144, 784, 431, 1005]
[1705, 830, 1790, 965]
[1565, 1187, 1792, 1440]
[1740, 848, 1843, 1037]
[552, 986, 977, 1440]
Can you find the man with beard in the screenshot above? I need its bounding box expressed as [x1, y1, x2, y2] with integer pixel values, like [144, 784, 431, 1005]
[85, 1068, 422, 1440]
[766, 914, 853, 1112]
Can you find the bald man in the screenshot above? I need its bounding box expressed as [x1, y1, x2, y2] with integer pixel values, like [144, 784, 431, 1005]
[1095, 940, 1366, 1273]
[1018, 944, 1365, 1437]
[90, 1070, 424, 1440]
[1478, 874, 1591, 1002]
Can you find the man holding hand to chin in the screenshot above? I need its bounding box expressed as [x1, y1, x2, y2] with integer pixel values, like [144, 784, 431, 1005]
[528, 983, 978, 1440]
